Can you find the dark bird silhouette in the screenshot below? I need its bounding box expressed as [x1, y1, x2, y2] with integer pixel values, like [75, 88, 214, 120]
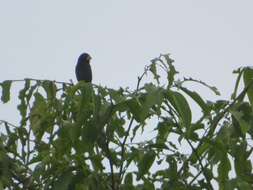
[75, 53, 92, 82]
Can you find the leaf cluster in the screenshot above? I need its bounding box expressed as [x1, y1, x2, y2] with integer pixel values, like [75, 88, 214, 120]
[0, 54, 253, 189]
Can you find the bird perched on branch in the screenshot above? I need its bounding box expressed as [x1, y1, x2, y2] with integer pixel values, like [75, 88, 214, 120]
[75, 53, 92, 82]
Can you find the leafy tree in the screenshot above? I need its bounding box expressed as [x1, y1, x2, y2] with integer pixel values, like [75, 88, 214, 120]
[0, 54, 253, 190]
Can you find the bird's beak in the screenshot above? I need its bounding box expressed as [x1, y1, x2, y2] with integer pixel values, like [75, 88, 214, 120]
[87, 55, 92, 61]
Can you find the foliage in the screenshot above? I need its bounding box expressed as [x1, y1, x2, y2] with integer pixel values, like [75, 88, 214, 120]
[0, 54, 253, 190]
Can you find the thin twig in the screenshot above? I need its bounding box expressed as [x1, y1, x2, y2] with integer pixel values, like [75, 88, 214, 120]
[119, 69, 147, 181]
[1, 78, 73, 86]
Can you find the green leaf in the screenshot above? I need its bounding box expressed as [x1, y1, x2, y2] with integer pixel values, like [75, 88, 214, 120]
[137, 150, 156, 179]
[128, 84, 165, 123]
[124, 173, 133, 185]
[91, 155, 104, 171]
[17, 127, 28, 146]
[52, 170, 73, 190]
[111, 117, 125, 138]
[142, 84, 164, 115]
[218, 153, 231, 188]
[234, 143, 253, 183]
[33, 163, 45, 179]
[108, 87, 126, 103]
[82, 123, 98, 144]
[210, 86, 221, 95]
[144, 83, 164, 105]
[30, 92, 48, 140]
[166, 90, 192, 128]
[62, 121, 79, 144]
[190, 141, 209, 164]
[42, 80, 57, 100]
[163, 54, 177, 87]
[0, 152, 12, 187]
[236, 179, 252, 190]
[231, 67, 243, 99]
[180, 87, 210, 115]
[230, 109, 250, 134]
[114, 101, 129, 112]
[143, 179, 155, 190]
[127, 97, 144, 122]
[149, 61, 160, 84]
[156, 120, 173, 144]
[0, 181, 4, 190]
[166, 155, 178, 180]
[1, 80, 12, 103]
[17, 79, 33, 125]
[243, 67, 253, 108]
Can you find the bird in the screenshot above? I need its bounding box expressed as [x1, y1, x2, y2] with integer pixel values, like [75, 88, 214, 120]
[75, 53, 92, 82]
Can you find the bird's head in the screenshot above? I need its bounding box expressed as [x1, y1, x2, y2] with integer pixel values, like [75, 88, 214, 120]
[78, 53, 92, 63]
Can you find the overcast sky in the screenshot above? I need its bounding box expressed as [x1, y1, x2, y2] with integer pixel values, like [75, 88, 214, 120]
[1, 1, 253, 121]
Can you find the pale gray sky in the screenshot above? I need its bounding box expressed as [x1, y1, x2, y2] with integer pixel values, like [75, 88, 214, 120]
[1, 2, 253, 188]
[1, 0, 253, 120]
